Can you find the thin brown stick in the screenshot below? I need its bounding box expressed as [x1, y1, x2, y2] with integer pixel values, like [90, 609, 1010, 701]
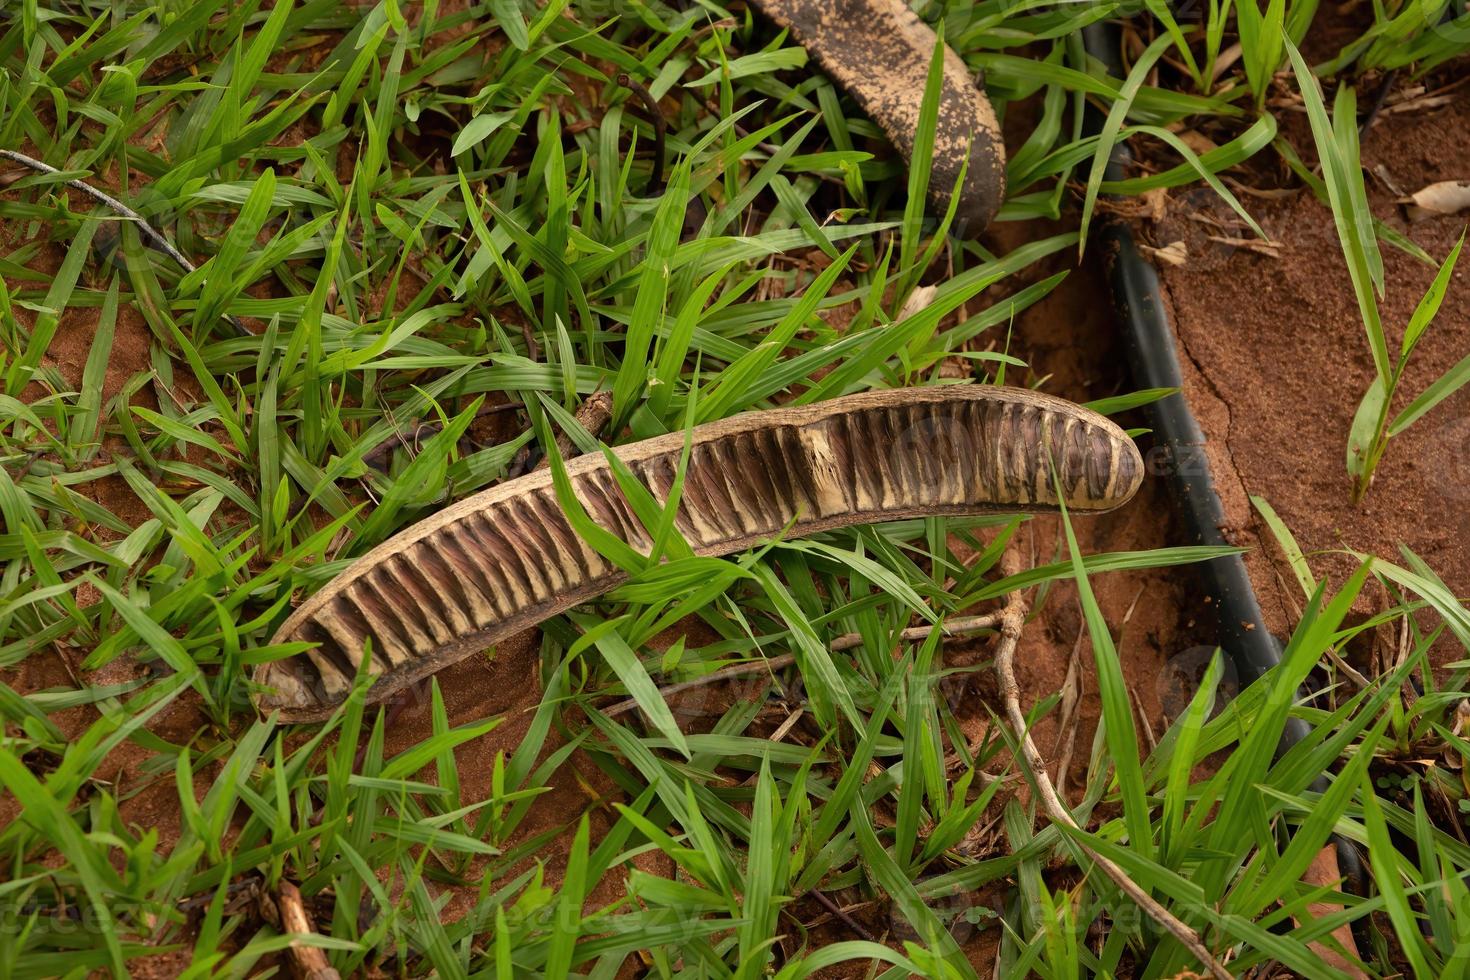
[809, 888, 878, 943]
[603, 611, 1006, 719]
[275, 881, 342, 980]
[831, 611, 1004, 652]
[0, 148, 249, 339]
[519, 319, 541, 362]
[1358, 67, 1399, 135]
[1052, 623, 1086, 801]
[603, 653, 798, 718]
[768, 705, 805, 743]
[992, 566, 1232, 980]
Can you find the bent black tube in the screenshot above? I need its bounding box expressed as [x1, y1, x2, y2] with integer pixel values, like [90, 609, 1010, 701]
[617, 72, 666, 195]
[1097, 166, 1284, 688]
[1079, 17, 1368, 918]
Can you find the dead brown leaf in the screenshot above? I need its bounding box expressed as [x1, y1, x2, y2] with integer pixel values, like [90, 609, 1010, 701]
[1139, 240, 1189, 267]
[1402, 179, 1470, 220]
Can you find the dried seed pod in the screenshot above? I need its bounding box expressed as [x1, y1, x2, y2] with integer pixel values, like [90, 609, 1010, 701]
[747, 0, 1006, 236]
[255, 387, 1141, 722]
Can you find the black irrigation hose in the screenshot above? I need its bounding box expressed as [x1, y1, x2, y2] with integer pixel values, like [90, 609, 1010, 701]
[617, 72, 667, 195]
[1079, 18, 1370, 940]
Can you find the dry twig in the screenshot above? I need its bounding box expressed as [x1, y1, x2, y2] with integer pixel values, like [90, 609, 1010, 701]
[603, 611, 1006, 719]
[991, 560, 1232, 980]
[0, 148, 249, 339]
[808, 888, 878, 943]
[273, 881, 342, 980]
[617, 73, 667, 194]
[534, 391, 615, 472]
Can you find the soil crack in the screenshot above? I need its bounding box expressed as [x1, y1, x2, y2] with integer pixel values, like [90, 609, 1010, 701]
[1159, 278, 1235, 453]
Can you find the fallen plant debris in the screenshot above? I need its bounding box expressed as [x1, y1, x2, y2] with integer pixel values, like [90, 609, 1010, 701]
[990, 551, 1231, 980]
[255, 386, 1143, 721]
[1139, 239, 1189, 266]
[1403, 178, 1470, 219]
[0, 148, 250, 340]
[748, 0, 1006, 236]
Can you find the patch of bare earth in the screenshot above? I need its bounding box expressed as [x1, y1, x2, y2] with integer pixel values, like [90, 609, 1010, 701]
[1139, 83, 1470, 665]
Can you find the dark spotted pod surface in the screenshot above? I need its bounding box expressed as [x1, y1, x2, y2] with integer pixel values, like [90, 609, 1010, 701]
[255, 386, 1141, 721]
[747, 0, 1006, 237]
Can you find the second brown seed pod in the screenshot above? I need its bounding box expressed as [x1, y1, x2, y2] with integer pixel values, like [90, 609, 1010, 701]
[747, 0, 1007, 236]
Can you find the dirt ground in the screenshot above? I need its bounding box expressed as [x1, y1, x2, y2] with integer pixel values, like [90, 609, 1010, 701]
[1138, 85, 1470, 659]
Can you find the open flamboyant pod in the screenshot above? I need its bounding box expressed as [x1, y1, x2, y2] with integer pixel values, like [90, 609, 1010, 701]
[254, 386, 1142, 723]
[747, 0, 1006, 236]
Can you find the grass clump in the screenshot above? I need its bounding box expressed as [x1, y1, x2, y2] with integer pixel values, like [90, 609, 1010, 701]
[1, 2, 1469, 978]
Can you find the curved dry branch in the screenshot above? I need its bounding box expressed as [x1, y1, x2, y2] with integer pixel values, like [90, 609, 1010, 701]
[992, 556, 1233, 980]
[255, 386, 1142, 722]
